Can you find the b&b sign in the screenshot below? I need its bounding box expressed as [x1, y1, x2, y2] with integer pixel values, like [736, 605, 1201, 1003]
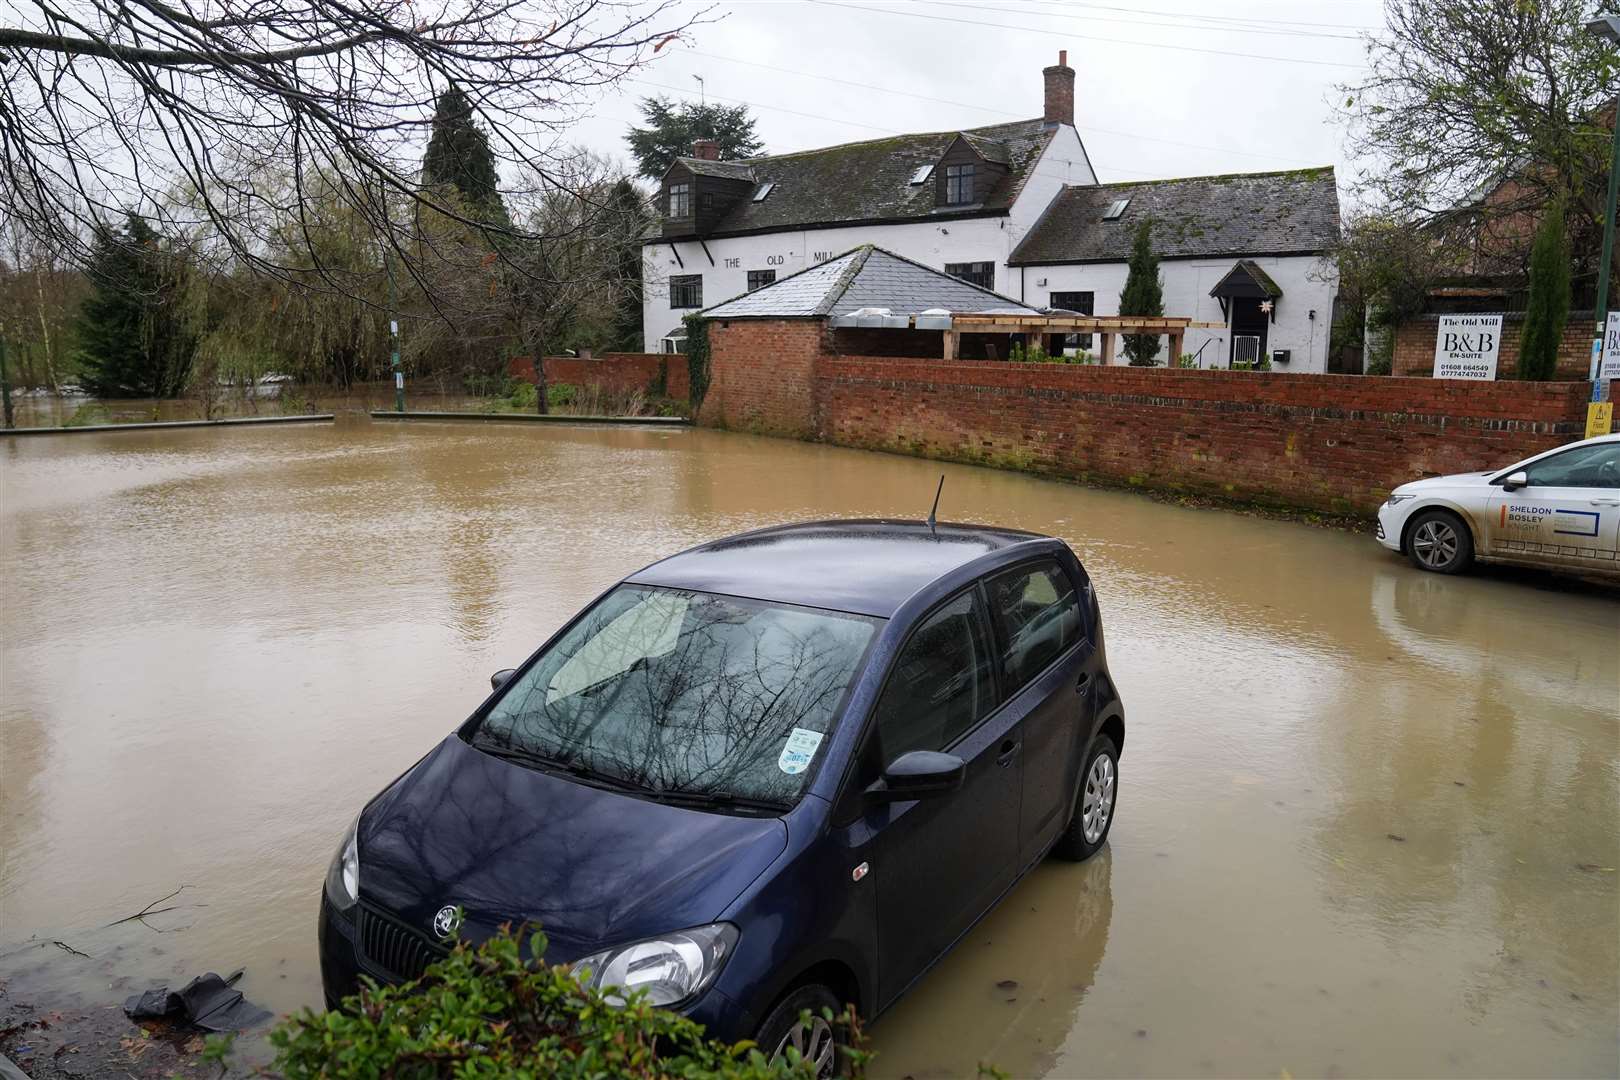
[1433, 314, 1503, 380]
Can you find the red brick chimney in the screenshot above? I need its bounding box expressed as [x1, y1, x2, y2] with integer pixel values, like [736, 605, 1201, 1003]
[691, 138, 721, 160]
[1043, 50, 1074, 127]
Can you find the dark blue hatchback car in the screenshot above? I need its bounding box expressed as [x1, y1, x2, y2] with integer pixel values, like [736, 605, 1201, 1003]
[319, 520, 1125, 1073]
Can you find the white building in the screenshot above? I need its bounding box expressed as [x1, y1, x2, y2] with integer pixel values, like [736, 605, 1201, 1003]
[643, 52, 1342, 372]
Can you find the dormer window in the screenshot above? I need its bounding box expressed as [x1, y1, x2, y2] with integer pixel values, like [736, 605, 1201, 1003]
[667, 182, 691, 218]
[944, 163, 975, 205]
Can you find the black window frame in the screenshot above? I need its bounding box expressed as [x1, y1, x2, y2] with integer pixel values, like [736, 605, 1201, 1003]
[1049, 290, 1095, 350]
[669, 273, 703, 309]
[747, 269, 777, 292]
[667, 182, 691, 218]
[944, 162, 976, 205]
[982, 558, 1087, 700]
[945, 261, 995, 290]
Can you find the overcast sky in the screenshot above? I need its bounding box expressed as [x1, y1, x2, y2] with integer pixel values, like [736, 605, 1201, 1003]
[566, 0, 1383, 198]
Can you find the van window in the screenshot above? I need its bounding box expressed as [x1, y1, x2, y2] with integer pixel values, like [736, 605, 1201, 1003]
[872, 590, 995, 761]
[986, 561, 1082, 693]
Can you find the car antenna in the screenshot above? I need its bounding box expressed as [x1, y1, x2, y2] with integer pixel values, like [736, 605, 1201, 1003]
[926, 474, 945, 537]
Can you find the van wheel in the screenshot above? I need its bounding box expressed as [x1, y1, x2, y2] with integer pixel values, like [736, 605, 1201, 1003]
[757, 983, 843, 1078]
[1052, 735, 1118, 862]
[1406, 509, 1473, 574]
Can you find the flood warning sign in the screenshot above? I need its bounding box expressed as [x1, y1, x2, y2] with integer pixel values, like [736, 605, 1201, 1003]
[1433, 314, 1503, 380]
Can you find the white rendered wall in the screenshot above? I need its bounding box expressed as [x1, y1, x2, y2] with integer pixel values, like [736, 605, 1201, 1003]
[1023, 254, 1339, 373]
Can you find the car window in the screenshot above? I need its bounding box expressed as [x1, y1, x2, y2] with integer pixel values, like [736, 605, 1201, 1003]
[871, 590, 995, 761]
[1521, 443, 1620, 489]
[476, 586, 879, 803]
[987, 561, 1082, 693]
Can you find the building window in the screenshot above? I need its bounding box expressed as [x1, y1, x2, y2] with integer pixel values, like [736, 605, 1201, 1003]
[1050, 290, 1094, 349]
[701, 191, 715, 211]
[747, 270, 776, 292]
[669, 274, 703, 309]
[945, 261, 995, 290]
[667, 183, 690, 218]
[944, 163, 975, 205]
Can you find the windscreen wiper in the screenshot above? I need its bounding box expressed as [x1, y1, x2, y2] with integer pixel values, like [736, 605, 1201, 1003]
[474, 743, 640, 793]
[648, 789, 791, 814]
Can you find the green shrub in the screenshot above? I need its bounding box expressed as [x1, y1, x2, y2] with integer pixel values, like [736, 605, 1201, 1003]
[1364, 354, 1392, 376]
[271, 926, 858, 1079]
[507, 381, 538, 410]
[547, 382, 578, 408]
[1177, 353, 1196, 369]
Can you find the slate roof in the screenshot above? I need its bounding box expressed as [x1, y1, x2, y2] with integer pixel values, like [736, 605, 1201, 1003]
[658, 119, 1052, 239]
[700, 245, 1041, 320]
[1008, 167, 1340, 265]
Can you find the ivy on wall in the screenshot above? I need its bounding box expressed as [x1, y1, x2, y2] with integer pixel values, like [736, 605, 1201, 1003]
[683, 314, 710, 416]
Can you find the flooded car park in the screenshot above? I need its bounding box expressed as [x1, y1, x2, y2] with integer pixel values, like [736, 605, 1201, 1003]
[2, 417, 1616, 1078]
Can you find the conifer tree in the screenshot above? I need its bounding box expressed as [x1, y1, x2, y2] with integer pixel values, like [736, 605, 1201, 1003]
[421, 86, 509, 226]
[1517, 201, 1569, 381]
[608, 179, 651, 352]
[75, 213, 195, 397]
[1119, 218, 1164, 366]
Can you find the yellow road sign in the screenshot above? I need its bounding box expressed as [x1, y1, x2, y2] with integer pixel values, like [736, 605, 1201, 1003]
[1586, 401, 1614, 439]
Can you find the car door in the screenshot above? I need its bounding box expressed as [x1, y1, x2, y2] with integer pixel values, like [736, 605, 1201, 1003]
[984, 559, 1095, 868]
[855, 587, 1021, 1010]
[1486, 442, 1620, 569]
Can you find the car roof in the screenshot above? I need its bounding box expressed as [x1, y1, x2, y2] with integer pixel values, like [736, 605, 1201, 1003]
[626, 519, 1054, 617]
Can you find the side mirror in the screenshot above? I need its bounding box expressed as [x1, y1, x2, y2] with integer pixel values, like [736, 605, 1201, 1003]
[490, 668, 517, 691]
[866, 750, 966, 803]
[1501, 470, 1528, 492]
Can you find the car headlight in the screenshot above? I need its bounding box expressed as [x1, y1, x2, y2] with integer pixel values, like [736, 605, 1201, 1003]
[1385, 493, 1417, 506]
[324, 817, 360, 912]
[571, 923, 738, 1008]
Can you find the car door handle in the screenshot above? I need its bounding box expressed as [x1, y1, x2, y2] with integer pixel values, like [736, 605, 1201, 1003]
[996, 739, 1020, 767]
[1591, 498, 1620, 506]
[1075, 672, 1092, 695]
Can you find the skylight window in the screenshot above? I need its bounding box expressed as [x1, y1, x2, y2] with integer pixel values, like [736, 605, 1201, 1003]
[752, 182, 775, 203]
[909, 164, 934, 185]
[1103, 198, 1131, 220]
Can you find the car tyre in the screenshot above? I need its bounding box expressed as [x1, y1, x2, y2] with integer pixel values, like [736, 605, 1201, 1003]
[757, 983, 845, 1079]
[1052, 734, 1119, 862]
[1406, 508, 1473, 575]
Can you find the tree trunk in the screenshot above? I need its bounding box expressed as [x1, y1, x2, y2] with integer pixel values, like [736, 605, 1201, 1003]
[34, 269, 60, 393]
[521, 319, 550, 415]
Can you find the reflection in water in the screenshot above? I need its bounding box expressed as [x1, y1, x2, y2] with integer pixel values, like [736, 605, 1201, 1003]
[1, 419, 1615, 1077]
[869, 854, 1112, 1080]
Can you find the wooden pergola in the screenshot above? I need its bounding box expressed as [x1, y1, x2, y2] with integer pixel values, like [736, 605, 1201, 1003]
[946, 313, 1226, 364]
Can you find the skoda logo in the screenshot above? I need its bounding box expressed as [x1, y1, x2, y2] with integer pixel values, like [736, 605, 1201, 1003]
[431, 905, 463, 939]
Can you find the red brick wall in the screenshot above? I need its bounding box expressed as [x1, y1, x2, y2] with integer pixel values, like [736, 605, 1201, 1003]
[1392, 315, 1594, 379]
[704, 320, 827, 435]
[817, 358, 1601, 515]
[508, 353, 688, 400]
[702, 318, 1606, 515]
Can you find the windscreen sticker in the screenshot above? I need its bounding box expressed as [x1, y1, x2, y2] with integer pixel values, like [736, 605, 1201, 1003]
[778, 728, 825, 775]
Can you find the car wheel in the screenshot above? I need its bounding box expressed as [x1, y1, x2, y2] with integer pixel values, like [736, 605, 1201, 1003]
[1052, 735, 1118, 862]
[757, 983, 843, 1079]
[1406, 509, 1473, 574]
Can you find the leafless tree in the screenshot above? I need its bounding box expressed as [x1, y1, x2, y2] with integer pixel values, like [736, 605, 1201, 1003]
[0, 0, 698, 298]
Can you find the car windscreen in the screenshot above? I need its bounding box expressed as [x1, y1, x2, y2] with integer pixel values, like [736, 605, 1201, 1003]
[472, 585, 880, 805]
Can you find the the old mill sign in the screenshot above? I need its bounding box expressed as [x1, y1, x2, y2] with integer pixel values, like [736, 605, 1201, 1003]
[1433, 314, 1503, 380]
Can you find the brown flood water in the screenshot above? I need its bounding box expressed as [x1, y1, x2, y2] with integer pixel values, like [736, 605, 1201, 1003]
[2, 418, 1616, 1078]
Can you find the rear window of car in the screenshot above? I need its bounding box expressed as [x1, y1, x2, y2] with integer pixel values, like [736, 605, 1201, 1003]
[985, 560, 1083, 693]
